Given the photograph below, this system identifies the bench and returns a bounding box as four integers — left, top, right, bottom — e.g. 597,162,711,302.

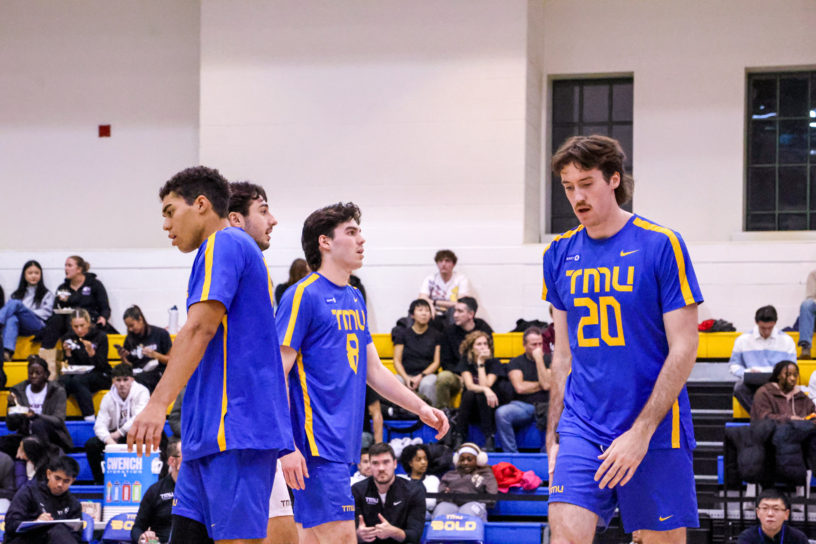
422,521,546,544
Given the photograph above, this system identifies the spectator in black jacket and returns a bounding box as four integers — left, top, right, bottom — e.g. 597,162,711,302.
117,305,172,392
353,443,425,544
6,356,73,454
4,455,83,544
737,489,808,544
58,309,111,421
274,259,310,306
132,437,181,544
436,297,492,409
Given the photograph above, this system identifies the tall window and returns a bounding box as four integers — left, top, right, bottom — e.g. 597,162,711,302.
746,71,816,231
550,78,633,234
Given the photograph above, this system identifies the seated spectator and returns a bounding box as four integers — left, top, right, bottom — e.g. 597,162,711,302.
353,442,426,544
398,444,439,518
58,309,112,421
351,448,372,485
274,258,310,306
751,360,815,422
117,305,172,392
132,437,181,544
433,443,497,522
0,451,14,513
362,387,383,449
0,260,54,367
737,489,808,544
419,249,472,327
168,386,185,438
730,305,797,412
436,297,493,409
85,363,150,484
35,256,116,371
495,327,551,453
393,300,442,405
452,331,507,451
14,437,54,490
798,269,816,359
4,455,82,544
6,356,73,454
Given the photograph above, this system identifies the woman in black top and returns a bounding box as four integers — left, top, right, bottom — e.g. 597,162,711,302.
57,309,111,420
274,258,310,306
117,305,172,392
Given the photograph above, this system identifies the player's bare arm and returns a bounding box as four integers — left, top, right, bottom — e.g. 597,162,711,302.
546,307,571,480
279,345,309,490
595,303,699,489
128,299,226,455
365,343,449,439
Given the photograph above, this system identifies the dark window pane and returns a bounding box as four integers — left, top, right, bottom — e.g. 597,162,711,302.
747,167,775,212
550,176,575,231
551,125,577,154
582,124,610,137
780,76,809,118
779,213,807,230
750,78,777,119
582,83,609,123
612,82,633,122
553,83,579,124
810,214,816,230
750,121,777,164
747,213,776,231
810,125,816,159
812,73,816,109
812,166,816,210
779,120,808,164
611,125,633,171
778,166,807,211
552,214,580,234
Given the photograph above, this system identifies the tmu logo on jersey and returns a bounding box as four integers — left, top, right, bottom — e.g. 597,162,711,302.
565,266,635,348
332,309,366,373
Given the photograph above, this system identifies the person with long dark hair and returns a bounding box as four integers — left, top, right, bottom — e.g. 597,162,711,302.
117,305,172,392
58,309,111,421
0,261,54,365
274,258,310,306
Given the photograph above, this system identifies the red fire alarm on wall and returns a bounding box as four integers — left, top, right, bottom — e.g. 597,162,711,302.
98,125,111,137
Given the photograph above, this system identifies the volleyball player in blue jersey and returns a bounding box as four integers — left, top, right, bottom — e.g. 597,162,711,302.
129,167,294,544
276,203,449,544
543,136,703,544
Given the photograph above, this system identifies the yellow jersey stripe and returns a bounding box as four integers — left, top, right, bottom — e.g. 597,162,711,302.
217,315,228,451
296,353,320,457
671,400,680,448
282,273,320,346
200,232,217,301
541,225,585,300
632,218,695,305
263,257,275,309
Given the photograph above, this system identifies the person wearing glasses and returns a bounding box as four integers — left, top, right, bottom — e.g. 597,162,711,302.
737,489,808,543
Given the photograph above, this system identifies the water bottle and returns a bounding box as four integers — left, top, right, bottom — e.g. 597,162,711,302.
168,306,179,334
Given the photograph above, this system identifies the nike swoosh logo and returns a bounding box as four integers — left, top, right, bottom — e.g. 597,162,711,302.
620,250,639,257
659,515,673,522
394,501,402,505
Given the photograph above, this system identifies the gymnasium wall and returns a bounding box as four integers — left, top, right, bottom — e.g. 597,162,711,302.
0,1,814,335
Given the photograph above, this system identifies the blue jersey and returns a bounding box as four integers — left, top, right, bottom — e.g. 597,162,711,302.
276,273,371,464
542,215,703,449
184,227,293,460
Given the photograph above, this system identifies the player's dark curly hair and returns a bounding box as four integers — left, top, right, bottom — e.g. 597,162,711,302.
229,181,268,217
159,166,230,219
301,202,361,271
551,135,634,206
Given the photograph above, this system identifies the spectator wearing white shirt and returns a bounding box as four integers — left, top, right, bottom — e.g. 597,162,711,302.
84,363,149,484
419,250,472,326
730,305,797,412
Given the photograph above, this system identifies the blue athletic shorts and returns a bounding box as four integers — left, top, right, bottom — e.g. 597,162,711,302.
549,434,698,532
173,449,278,540
293,456,355,529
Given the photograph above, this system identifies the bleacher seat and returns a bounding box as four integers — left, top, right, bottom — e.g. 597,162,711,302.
101,512,137,543
488,488,549,517
81,512,95,543
421,521,545,544
69,452,95,483
486,453,548,477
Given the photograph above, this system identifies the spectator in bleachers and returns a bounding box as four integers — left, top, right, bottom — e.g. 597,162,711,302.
797,269,816,359
4,455,83,544
730,305,797,412
131,437,181,544
117,305,172,392
362,387,383,449
0,451,13,513
0,261,54,367
6,356,73,454
398,443,439,517
275,258,310,306
452,331,507,451
58,309,111,421
14,437,54,490
84,363,149,484
418,249,472,327
751,360,815,422
167,385,184,437
351,448,372,485
433,442,497,522
494,326,551,453
436,297,493,409
393,300,442,405
353,442,426,544
737,489,809,544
